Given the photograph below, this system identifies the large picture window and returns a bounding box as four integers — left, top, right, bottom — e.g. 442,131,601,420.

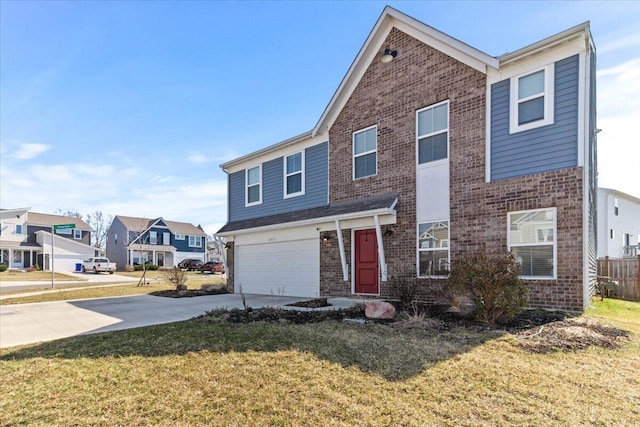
246,165,262,206
284,152,304,197
509,64,554,133
417,221,449,277
353,125,377,179
508,208,556,278
417,101,448,164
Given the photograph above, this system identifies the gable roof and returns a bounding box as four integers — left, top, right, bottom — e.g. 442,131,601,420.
27,211,91,230
114,215,206,237
312,6,498,137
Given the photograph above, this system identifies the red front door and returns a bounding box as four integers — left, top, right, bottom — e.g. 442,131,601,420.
354,229,379,294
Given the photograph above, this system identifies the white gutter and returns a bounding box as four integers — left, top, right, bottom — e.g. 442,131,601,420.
216,202,397,238
374,215,387,282
335,220,348,281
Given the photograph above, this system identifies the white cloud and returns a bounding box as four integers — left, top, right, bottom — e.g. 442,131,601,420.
187,153,209,164
13,143,51,160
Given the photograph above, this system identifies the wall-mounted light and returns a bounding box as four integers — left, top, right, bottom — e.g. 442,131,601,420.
384,228,393,237
381,46,398,63
323,232,332,242
224,242,230,249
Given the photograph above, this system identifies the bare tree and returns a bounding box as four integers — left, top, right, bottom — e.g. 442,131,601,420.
56,209,82,218
85,211,113,249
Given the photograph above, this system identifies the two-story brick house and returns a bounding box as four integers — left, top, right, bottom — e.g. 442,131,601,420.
0,208,97,271
217,7,597,311
106,215,207,270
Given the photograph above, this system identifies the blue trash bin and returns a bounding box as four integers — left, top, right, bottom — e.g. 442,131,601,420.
75,263,82,272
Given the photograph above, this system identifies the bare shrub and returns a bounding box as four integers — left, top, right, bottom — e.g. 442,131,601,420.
449,251,528,325
164,267,188,291
388,272,420,311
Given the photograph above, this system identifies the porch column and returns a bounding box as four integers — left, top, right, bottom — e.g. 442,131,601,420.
8,248,13,268
335,220,349,281
374,215,388,282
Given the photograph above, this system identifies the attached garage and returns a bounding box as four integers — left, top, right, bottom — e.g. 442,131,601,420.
235,238,319,297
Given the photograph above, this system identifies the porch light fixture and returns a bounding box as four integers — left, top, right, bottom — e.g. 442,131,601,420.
381,46,397,63
323,232,332,242
384,228,393,237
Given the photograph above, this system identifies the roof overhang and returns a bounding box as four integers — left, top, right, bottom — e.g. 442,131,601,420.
217,193,398,237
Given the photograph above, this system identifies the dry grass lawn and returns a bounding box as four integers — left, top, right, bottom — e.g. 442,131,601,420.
0,299,638,426
0,270,81,281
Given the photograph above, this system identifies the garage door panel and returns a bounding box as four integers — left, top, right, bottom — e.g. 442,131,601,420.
236,239,319,297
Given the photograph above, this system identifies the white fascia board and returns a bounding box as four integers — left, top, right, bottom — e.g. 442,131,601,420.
216,205,397,238
313,6,498,137
499,22,590,67
35,230,97,252
220,130,314,173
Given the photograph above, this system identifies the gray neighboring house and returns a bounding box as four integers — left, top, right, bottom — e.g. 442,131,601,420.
106,215,207,270
1,208,98,271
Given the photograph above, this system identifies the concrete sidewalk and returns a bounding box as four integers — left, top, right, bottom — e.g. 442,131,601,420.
0,272,139,293
0,294,361,349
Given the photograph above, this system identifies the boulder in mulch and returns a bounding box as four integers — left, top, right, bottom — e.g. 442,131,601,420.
365,301,396,319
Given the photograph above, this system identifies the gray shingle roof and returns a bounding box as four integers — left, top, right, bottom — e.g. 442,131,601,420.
217,192,398,234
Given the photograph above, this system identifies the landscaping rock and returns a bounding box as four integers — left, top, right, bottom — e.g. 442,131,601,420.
365,301,396,319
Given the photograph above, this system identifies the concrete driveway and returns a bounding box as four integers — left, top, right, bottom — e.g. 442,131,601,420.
0,293,317,349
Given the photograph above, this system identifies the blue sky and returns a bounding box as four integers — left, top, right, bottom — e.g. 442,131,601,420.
1,1,638,234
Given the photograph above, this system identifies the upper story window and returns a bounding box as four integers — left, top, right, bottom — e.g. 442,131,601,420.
353,125,377,179
510,64,554,134
284,152,305,198
246,165,262,206
74,229,82,239
150,231,157,244
614,198,619,216
508,208,556,279
417,101,449,164
188,235,202,248
15,224,23,235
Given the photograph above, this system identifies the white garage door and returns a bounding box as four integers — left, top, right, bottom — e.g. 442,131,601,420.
235,238,319,297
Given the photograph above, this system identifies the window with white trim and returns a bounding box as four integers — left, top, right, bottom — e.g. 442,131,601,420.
614,198,619,216
150,231,157,244
417,101,448,164
175,234,185,240
417,221,449,277
246,165,262,206
74,229,82,239
508,208,556,278
188,235,202,248
284,152,304,197
510,64,554,133
353,125,377,179
15,224,23,235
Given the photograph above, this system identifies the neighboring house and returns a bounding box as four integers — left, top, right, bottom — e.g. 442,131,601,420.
0,208,98,271
216,7,597,311
597,188,640,259
106,215,207,270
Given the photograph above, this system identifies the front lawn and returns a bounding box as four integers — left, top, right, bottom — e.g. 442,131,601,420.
0,270,82,282
0,299,638,425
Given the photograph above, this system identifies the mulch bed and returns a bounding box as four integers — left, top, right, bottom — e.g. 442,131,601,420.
286,298,331,308
149,287,227,298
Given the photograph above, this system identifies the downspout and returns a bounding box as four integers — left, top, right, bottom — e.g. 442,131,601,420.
335,220,348,281
216,236,228,276
374,215,387,281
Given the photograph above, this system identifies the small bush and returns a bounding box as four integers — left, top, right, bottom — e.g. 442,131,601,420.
133,264,144,271
163,267,188,291
388,273,421,311
33,263,41,271
0,264,7,272
449,251,528,325
147,264,159,271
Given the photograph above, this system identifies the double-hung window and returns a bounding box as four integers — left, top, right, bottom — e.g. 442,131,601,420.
74,229,82,239
246,165,262,206
15,224,23,235
510,64,554,133
417,221,449,277
188,235,202,248
150,231,157,245
508,208,556,278
417,101,448,164
284,152,304,197
353,125,377,179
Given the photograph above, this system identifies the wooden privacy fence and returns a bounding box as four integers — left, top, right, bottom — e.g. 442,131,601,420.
597,256,640,301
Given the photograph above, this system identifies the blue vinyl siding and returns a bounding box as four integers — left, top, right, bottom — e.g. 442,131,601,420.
228,141,328,222
490,55,579,180
172,236,205,253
